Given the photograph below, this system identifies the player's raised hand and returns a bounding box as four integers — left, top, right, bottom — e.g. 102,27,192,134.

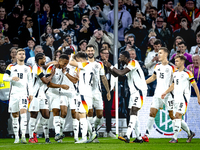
61,84,69,90
107,92,111,101
161,92,166,99
12,76,20,81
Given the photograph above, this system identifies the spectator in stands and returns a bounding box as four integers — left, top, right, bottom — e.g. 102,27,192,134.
5,47,17,66
105,0,132,45
42,34,58,60
169,36,185,60
74,0,91,17
127,48,148,77
145,32,157,57
18,16,38,48
53,50,62,61
158,0,173,21
0,36,12,62
78,39,87,52
170,41,193,67
190,31,200,55
27,45,51,67
24,38,36,63
125,17,148,52
174,17,196,51
55,17,76,45
40,25,53,45
7,7,21,39
167,3,192,32
88,29,113,57
149,16,172,49
184,0,200,21
19,13,27,28
101,0,113,16
89,5,108,30
0,6,7,24
11,37,19,48
123,0,139,20
77,15,95,43
0,60,10,138
119,33,142,60
58,34,77,54
97,48,115,137
187,54,200,97
57,0,81,30
146,6,158,29
145,39,162,96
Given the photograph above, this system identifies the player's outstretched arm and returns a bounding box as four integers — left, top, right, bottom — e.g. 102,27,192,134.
100,75,111,101
161,83,174,99
69,59,78,67
192,82,200,105
43,61,58,70
146,74,156,84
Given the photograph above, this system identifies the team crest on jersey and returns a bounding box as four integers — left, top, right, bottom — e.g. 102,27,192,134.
95,64,99,69
165,68,169,73
24,68,28,73
181,74,184,78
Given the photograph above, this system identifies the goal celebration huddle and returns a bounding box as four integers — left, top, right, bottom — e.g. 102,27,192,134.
4,45,200,144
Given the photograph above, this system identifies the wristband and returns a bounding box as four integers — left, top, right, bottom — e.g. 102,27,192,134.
110,65,114,70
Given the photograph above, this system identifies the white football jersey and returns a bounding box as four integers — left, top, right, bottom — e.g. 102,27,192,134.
173,68,195,102
4,63,33,96
76,62,94,97
45,64,65,95
126,59,147,94
32,64,46,98
89,60,105,93
65,63,77,92
153,62,176,98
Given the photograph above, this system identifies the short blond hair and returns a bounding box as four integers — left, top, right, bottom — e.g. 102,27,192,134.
16,48,25,54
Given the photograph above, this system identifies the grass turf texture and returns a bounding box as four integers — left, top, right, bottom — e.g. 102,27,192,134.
0,137,200,150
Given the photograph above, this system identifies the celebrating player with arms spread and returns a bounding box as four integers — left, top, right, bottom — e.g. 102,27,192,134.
162,54,200,143
103,51,147,143
3,48,33,144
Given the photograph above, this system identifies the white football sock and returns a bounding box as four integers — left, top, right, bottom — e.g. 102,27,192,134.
80,118,87,140
173,119,181,140
135,117,142,140
29,118,36,138
53,116,61,135
126,115,137,139
87,117,95,132
60,117,65,135
12,117,19,138
181,120,191,136
87,119,93,135
146,116,155,138
73,119,79,140
42,118,49,139
20,113,27,138
94,116,102,129
172,120,175,133
34,117,43,133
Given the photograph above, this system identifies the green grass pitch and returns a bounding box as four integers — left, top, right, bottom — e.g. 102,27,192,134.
0,137,200,150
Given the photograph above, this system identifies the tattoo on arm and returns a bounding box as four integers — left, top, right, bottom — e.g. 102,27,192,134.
101,75,110,93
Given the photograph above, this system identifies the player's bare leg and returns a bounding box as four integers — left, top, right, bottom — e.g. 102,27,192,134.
142,108,158,142
118,107,141,143
71,109,79,142
29,111,38,143
52,108,61,141
60,106,67,141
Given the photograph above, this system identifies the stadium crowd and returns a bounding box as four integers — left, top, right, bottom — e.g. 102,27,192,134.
0,0,200,142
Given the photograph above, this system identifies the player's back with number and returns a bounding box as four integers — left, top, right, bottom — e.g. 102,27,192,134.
78,62,94,97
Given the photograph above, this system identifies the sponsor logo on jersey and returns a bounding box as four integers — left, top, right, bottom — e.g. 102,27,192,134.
14,69,17,72
165,68,169,73
24,68,28,73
